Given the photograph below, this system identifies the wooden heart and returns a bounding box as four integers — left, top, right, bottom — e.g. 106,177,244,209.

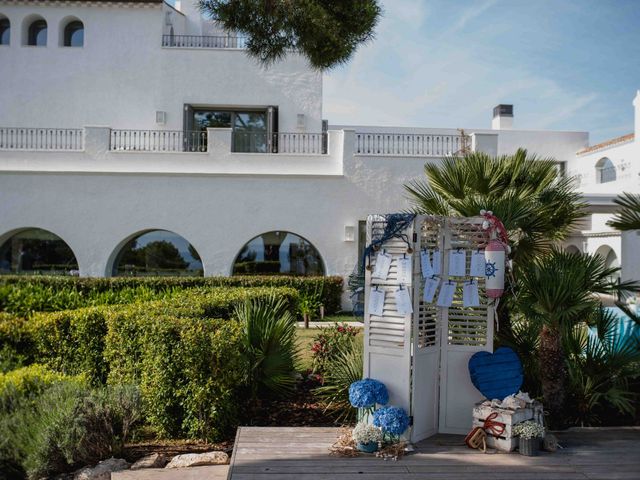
468,347,523,400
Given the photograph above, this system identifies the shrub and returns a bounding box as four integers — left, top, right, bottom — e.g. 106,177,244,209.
0,314,34,373
314,336,363,423
233,295,299,399
28,287,298,386
311,323,359,373
0,275,344,315
106,314,244,440
1,382,140,480
0,364,84,414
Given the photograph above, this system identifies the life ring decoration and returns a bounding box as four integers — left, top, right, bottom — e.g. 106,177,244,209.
480,210,509,299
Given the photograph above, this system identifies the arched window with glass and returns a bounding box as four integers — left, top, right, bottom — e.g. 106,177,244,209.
112,230,203,276
233,231,325,276
27,18,47,46
0,228,78,275
0,16,10,45
63,20,83,47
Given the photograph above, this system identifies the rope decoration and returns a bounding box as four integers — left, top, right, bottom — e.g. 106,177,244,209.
482,412,506,437
348,213,416,315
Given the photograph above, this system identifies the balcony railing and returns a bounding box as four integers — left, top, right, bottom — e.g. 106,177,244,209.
0,127,83,151
232,132,328,154
355,133,468,157
110,130,208,152
162,35,247,49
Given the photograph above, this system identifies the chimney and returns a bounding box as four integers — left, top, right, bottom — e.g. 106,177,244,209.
634,90,640,141
492,104,513,130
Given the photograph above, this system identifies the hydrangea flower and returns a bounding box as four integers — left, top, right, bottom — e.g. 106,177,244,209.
348,378,389,408
372,406,410,436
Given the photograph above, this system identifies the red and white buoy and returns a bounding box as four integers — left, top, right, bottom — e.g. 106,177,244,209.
485,238,506,298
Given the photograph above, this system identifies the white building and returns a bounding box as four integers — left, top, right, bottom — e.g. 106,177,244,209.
0,0,637,305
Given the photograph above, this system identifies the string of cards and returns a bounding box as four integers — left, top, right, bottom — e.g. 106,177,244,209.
368,249,487,317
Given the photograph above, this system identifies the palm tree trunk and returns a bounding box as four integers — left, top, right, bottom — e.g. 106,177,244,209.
539,324,567,428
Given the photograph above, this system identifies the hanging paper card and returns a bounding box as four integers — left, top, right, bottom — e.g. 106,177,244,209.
395,287,413,315
448,249,466,277
423,277,439,303
437,281,457,308
463,280,480,307
372,251,391,279
470,250,486,277
368,287,385,316
420,250,433,278
432,250,442,275
397,255,412,284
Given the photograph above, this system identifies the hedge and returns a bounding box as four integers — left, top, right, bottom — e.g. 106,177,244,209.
0,314,35,373
0,275,343,315
29,287,299,385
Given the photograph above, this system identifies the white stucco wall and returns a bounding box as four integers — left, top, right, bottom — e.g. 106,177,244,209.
0,3,323,133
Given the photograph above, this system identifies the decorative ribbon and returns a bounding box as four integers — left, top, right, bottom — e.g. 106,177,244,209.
483,412,506,437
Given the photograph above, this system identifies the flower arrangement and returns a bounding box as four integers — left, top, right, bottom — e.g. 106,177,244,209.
513,421,545,439
372,406,410,436
349,378,389,408
352,422,382,445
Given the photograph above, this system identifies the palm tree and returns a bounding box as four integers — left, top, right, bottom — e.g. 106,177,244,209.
516,248,638,427
405,149,586,265
608,193,640,231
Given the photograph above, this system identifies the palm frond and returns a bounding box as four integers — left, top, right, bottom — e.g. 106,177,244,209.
608,193,640,231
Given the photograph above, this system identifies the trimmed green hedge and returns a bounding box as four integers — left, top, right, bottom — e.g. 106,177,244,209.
29,287,298,385
0,275,343,315
0,314,35,373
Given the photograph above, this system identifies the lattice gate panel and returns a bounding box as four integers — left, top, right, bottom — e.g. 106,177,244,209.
438,217,494,435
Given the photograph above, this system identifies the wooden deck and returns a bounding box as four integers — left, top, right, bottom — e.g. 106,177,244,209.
228,426,640,480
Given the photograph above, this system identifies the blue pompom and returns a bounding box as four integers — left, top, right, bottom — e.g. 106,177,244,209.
372,406,410,436
349,378,389,408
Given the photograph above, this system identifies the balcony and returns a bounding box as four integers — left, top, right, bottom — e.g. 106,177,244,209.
0,127,83,151
162,35,247,49
354,132,469,157
0,127,342,177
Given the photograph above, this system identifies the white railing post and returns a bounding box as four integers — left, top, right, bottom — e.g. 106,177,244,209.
208,128,232,155
84,126,111,157
469,132,498,156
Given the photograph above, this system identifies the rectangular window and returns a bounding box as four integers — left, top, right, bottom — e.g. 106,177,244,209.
185,106,277,153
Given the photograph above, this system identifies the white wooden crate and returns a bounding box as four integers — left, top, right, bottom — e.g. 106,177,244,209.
472,401,544,452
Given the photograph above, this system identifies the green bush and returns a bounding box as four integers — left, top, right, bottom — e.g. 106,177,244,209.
105,314,243,440
310,323,360,374
0,275,343,315
26,287,298,386
234,295,299,399
1,381,140,480
0,314,35,373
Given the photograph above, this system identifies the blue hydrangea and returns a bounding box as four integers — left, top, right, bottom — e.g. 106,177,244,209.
372,406,410,436
348,378,389,408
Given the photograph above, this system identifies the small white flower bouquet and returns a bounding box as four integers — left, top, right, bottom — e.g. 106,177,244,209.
513,421,545,439
352,422,382,445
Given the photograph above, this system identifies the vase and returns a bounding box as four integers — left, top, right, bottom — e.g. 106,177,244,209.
519,437,539,456
357,441,378,453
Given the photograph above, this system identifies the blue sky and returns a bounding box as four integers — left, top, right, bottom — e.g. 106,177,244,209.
323,0,640,143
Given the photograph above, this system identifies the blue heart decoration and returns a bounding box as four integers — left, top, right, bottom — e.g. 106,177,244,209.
468,347,523,400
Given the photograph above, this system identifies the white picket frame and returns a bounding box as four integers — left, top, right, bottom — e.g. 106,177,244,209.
364,214,494,442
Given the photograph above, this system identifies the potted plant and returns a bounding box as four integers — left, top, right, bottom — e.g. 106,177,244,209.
352,422,382,453
513,421,545,456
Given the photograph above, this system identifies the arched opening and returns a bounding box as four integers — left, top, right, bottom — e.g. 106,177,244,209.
595,157,616,184
61,18,83,47
111,229,203,276
595,245,620,282
0,15,10,45
565,244,580,254
0,228,78,275
24,16,47,46
232,231,325,276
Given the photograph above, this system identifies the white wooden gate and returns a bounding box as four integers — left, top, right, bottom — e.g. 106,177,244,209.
364,215,494,442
